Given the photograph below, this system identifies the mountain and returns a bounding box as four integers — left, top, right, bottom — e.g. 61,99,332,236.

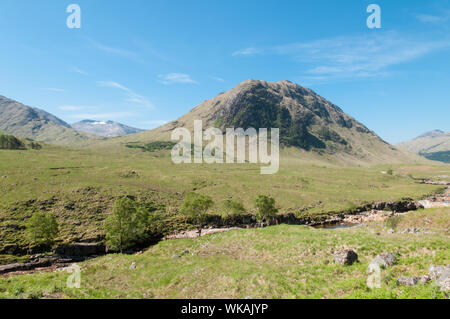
397,130,450,163
71,120,144,137
0,96,103,146
98,80,421,164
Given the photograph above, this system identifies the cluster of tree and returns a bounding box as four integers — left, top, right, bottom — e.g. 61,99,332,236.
23,193,279,254
105,197,164,252
26,212,59,247
179,193,278,236
105,193,279,252
0,134,26,150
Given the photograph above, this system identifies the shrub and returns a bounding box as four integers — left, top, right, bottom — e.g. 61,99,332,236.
26,212,59,246
387,168,394,175
105,197,149,252
254,195,278,226
385,215,403,230
223,198,246,216
180,192,213,236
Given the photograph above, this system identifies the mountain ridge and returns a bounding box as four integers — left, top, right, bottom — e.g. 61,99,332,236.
92,79,423,165
397,130,450,163
71,119,144,137
0,95,104,146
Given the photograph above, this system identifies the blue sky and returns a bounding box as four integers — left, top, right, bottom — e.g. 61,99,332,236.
0,0,449,143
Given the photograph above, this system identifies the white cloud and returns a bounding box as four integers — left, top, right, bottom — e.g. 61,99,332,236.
97,81,153,108
414,11,450,24
71,67,88,76
232,47,261,56
157,73,198,85
210,76,225,82
270,31,450,81
41,88,65,92
86,37,142,63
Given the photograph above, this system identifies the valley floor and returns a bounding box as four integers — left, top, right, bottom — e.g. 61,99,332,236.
0,207,448,299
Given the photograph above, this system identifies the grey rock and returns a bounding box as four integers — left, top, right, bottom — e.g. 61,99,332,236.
387,228,395,234
180,249,190,256
398,276,419,286
172,254,181,259
419,275,431,284
129,262,136,270
438,277,450,292
376,252,397,266
428,264,450,281
334,249,358,265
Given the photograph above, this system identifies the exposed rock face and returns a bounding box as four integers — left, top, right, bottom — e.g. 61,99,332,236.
398,276,419,286
429,264,450,291
334,249,358,265
370,252,397,268
118,80,419,164
54,243,106,257
0,259,51,275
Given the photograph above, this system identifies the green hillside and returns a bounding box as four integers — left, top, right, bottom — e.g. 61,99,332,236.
0,96,104,146
90,80,423,165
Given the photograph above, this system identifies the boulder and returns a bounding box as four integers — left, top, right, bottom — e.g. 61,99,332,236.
398,276,419,286
129,262,136,270
334,249,358,265
429,264,450,291
375,252,396,267
428,264,450,280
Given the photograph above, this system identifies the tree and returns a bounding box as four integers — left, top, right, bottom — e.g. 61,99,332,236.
254,195,278,226
223,198,246,216
27,212,59,246
105,197,149,252
180,192,213,236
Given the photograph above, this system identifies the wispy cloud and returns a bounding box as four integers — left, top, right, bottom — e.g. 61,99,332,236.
158,73,198,85
41,88,65,92
414,11,450,24
210,76,225,82
97,81,153,108
71,67,88,76
87,37,141,62
266,31,450,81
232,47,262,56
69,112,136,120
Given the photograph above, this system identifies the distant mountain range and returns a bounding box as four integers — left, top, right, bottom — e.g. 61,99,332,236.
0,96,104,146
397,130,450,163
71,120,144,137
0,96,144,145
102,79,422,165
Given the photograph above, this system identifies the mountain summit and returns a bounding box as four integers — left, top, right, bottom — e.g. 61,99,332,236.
109,80,418,164
71,120,144,137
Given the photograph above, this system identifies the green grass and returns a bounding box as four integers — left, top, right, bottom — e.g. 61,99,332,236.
0,207,448,299
0,145,447,259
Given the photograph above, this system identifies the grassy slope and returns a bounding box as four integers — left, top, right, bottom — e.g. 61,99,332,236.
0,207,448,299
0,144,448,259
